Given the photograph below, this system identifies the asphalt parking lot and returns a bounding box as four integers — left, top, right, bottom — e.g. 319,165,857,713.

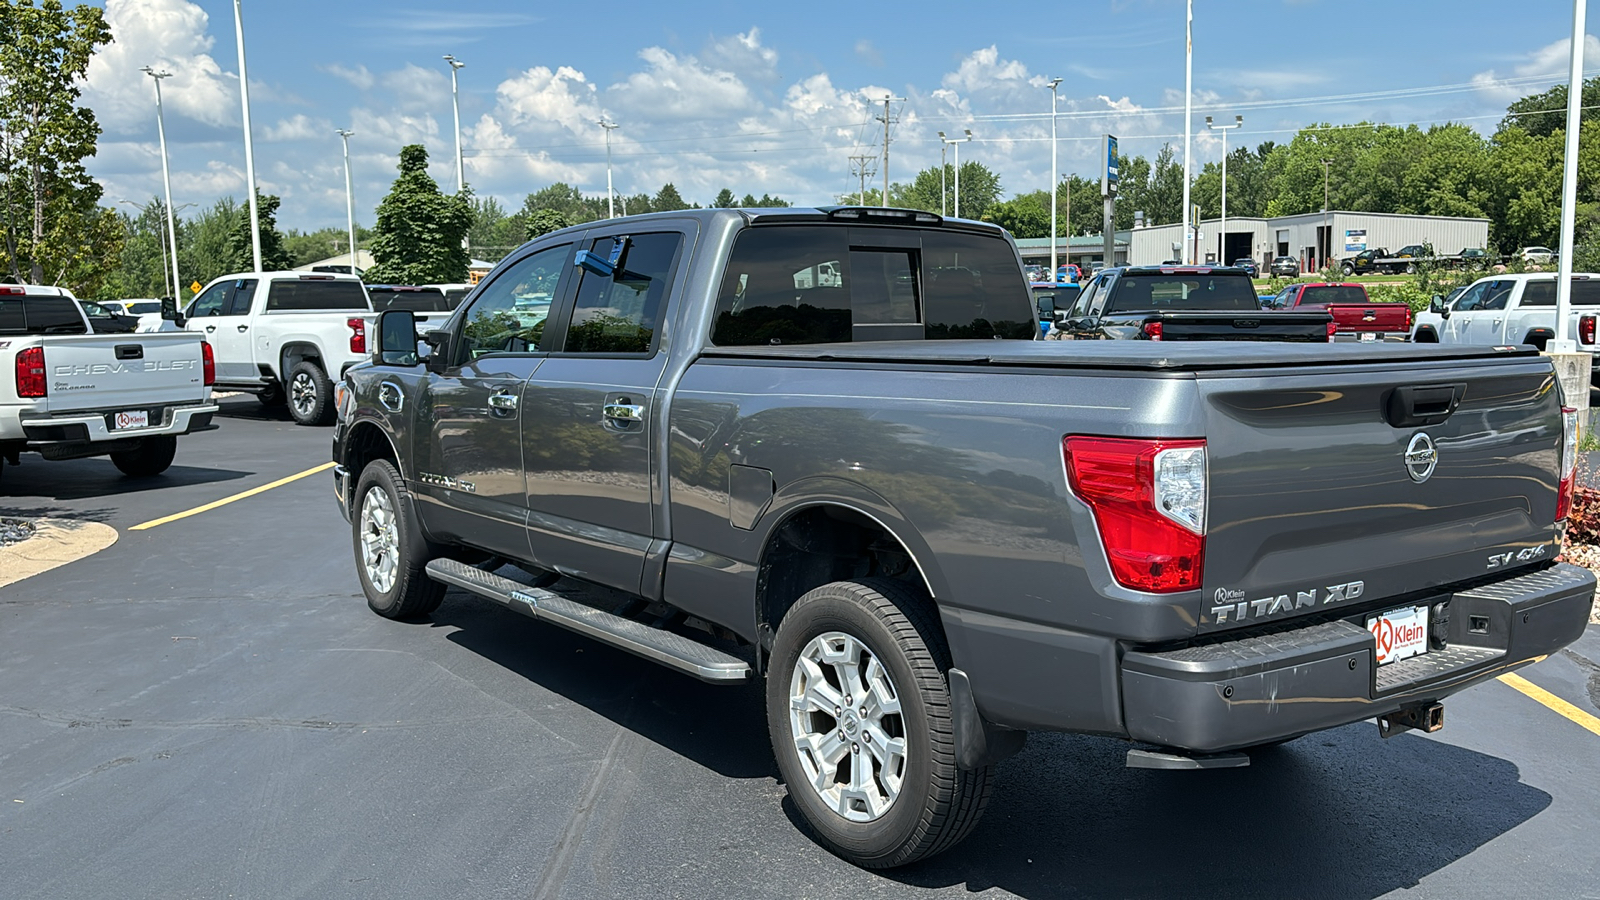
2,396,1598,900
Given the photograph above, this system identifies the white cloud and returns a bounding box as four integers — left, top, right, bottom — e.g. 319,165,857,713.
855,40,884,68
608,46,761,120
1472,34,1600,102
701,28,780,81
495,65,601,134
83,0,236,133
265,114,330,142
322,64,375,91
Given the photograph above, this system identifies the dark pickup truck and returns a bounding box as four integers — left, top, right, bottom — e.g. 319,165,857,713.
1050,265,1333,341
331,207,1594,869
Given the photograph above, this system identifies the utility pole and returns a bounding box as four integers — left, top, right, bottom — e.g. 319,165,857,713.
337,129,357,276
1047,77,1063,280
1206,115,1243,264
849,155,876,206
599,117,619,218
233,0,262,271
141,66,181,298
1321,157,1333,271
874,94,904,208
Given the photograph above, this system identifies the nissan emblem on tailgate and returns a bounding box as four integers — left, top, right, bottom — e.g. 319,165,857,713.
1405,432,1438,483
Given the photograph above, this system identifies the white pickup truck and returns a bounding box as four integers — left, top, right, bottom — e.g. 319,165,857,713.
165,272,451,425
1412,273,1600,374
0,284,216,485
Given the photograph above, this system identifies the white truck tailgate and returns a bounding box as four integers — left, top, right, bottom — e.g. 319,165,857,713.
35,333,207,412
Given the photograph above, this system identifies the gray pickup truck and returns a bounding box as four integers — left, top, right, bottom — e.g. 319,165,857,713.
330,207,1594,868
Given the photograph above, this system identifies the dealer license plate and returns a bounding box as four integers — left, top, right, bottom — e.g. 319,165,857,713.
113,410,149,431
1358,331,1377,342
1367,605,1429,666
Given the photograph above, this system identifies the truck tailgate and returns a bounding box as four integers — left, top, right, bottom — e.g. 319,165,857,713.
1198,356,1562,633
1326,303,1410,334
1153,310,1331,342
35,333,207,412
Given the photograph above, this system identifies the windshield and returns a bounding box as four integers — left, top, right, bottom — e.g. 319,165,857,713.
125,301,161,315
1296,285,1368,306
1106,273,1260,313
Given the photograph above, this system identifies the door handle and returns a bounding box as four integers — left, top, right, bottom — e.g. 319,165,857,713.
237,324,249,332
603,402,644,422
1492,318,1503,326
488,391,519,414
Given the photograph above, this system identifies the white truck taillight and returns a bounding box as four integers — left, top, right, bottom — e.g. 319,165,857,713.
16,346,46,398
348,317,367,354
1558,406,1578,522
1064,436,1206,593
1581,314,1596,346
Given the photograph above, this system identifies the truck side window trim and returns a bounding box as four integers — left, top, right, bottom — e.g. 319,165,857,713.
552,230,687,357
453,242,574,364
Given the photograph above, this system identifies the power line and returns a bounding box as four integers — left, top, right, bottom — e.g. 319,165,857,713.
874,94,905,207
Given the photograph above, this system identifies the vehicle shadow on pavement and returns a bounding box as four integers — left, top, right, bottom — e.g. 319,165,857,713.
434,587,777,781
0,462,250,502
885,728,1549,898
213,396,293,423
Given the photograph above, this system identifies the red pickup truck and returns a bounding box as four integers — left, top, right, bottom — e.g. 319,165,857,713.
1266,282,1411,341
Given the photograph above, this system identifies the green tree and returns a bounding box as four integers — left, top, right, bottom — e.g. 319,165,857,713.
712,188,737,208
99,198,170,299
1500,76,1600,138
226,192,293,272
652,182,691,211
283,224,372,268
521,182,606,223
981,191,1050,238
366,144,473,284
0,0,117,291
524,208,573,241
178,197,239,290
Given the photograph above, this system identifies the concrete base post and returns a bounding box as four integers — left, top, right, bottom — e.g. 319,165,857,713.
1542,351,1592,434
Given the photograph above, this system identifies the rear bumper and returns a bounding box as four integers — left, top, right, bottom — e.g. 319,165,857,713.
16,402,219,446
1120,563,1594,752
1332,332,1410,342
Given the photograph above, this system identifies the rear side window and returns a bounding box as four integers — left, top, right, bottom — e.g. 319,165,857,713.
563,232,684,354
0,297,88,334
370,287,451,312
264,279,368,312
1518,279,1600,306
1106,274,1258,313
1298,285,1368,306
710,225,1034,345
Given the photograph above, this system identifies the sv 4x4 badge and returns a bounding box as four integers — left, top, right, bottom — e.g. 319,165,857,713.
1210,581,1366,624
1487,545,1547,569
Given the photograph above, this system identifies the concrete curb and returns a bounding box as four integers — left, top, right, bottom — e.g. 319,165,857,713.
0,519,118,589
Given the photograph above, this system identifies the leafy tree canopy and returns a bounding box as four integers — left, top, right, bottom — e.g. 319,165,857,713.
366,144,473,284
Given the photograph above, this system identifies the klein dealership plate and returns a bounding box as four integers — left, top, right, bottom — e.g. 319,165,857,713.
1367,604,1429,666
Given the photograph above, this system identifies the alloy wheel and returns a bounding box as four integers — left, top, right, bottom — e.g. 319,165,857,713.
359,486,400,594
788,631,908,822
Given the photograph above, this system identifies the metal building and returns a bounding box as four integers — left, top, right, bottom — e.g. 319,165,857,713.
1125,211,1490,272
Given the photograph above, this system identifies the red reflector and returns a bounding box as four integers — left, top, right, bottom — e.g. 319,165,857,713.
0,285,24,295
348,317,367,354
201,340,215,387
16,346,46,397
1582,315,1596,345
1064,436,1205,593
1142,320,1163,341
1325,320,1338,341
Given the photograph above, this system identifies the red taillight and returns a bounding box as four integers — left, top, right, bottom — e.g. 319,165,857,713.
1325,320,1338,341
1581,315,1596,345
16,346,46,398
1064,436,1206,593
201,341,215,387
348,317,367,354
1558,406,1578,522
1142,321,1163,341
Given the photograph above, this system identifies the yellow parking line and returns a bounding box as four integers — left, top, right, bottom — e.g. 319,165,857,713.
1499,672,1600,738
130,462,336,531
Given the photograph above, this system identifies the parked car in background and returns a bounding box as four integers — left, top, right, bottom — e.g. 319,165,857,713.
1393,244,1432,259
78,301,139,334
1520,247,1555,264
1411,274,1600,379
1030,282,1081,336
1056,264,1080,283
1051,265,1332,341
1023,264,1044,282
1266,282,1411,342
1,284,216,485
1269,256,1300,277
1459,248,1491,269
101,299,164,317
1231,258,1258,278
424,283,474,309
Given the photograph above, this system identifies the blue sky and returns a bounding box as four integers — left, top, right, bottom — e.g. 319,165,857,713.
80,0,1598,233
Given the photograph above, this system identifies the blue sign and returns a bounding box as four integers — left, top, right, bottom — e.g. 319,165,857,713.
1103,134,1119,196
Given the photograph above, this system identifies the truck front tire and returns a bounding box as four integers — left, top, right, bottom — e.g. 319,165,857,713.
287,361,335,426
354,460,444,619
766,578,994,869
110,436,177,477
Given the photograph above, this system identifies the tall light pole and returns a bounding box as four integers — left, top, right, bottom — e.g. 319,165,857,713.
1553,0,1587,351
233,0,262,271
1181,0,1193,263
599,117,619,218
442,55,466,195
1205,114,1242,265
942,130,972,218
141,66,182,297
1047,77,1063,280
937,131,948,215
1321,157,1333,271
337,129,357,276
120,199,171,298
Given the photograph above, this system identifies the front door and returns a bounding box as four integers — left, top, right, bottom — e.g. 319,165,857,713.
185,278,257,382
521,227,690,594
417,242,573,559
1443,282,1488,343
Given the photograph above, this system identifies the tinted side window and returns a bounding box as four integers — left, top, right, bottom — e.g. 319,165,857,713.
713,226,850,345
23,297,88,334
0,299,24,333
564,232,684,354
1574,281,1600,306
1480,281,1514,311
226,279,258,315
1520,280,1555,307
190,282,231,317
922,232,1035,339
264,279,367,312
458,243,570,361
1300,286,1367,306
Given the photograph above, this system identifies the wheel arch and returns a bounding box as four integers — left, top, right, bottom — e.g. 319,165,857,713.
1520,327,1554,350
279,341,325,381
1413,326,1438,342
342,418,404,481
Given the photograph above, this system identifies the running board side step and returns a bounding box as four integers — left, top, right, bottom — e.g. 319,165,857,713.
424,559,751,684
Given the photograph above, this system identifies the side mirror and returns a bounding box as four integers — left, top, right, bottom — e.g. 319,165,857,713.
1052,310,1070,326
1429,295,1444,314
160,296,186,328
423,329,452,373
376,309,419,366
1079,317,1100,331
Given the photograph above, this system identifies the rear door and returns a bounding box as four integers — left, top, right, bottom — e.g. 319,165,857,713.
520,225,691,594
1197,355,1561,634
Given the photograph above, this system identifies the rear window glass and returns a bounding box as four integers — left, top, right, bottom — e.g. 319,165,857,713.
1298,285,1368,306
369,287,451,312
125,301,161,315
264,279,368,312
1106,274,1259,313
1518,279,1600,307
709,225,1034,345
0,297,88,334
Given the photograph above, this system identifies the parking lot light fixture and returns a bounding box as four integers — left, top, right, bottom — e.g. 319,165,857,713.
941,130,973,218
1205,114,1242,265
233,0,262,272
937,131,947,216
1047,77,1063,279
141,67,182,299
337,129,357,276
599,117,619,218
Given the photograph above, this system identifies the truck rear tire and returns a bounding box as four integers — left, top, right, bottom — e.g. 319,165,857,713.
1341,264,1354,277
259,383,287,408
766,578,994,869
110,436,177,477
287,361,334,426
353,460,445,619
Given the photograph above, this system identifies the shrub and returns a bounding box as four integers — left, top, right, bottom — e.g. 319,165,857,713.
1567,486,1600,544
